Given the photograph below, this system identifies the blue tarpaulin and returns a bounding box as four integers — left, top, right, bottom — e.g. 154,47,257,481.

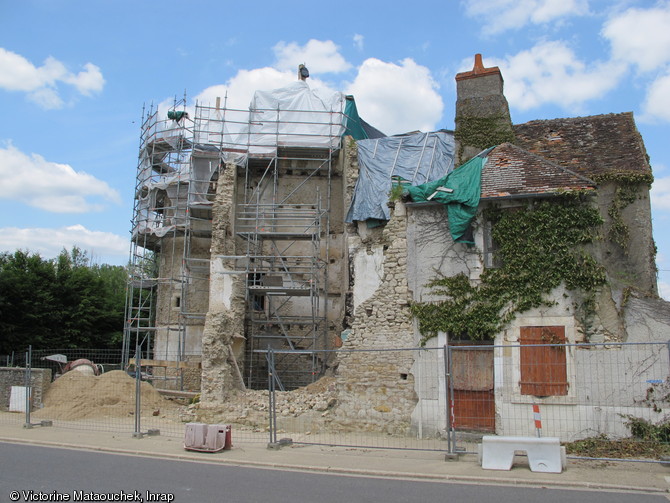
345,131,456,223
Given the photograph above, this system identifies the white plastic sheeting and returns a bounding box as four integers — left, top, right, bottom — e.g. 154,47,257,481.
133,81,348,240
346,131,456,223
217,81,347,164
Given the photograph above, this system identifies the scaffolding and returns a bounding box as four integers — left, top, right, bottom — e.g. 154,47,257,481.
124,82,347,391
238,146,334,390
122,97,215,389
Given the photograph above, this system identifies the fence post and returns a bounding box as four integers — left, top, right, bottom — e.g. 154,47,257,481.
443,342,454,454
23,346,32,429
267,347,277,445
132,343,143,438
449,343,458,452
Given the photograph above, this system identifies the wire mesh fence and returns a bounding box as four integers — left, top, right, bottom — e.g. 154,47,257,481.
0,348,266,442
448,340,670,458
2,341,669,461
264,341,670,460
267,346,449,451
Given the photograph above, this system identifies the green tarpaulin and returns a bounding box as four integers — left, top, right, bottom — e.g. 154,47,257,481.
406,155,486,243
343,96,369,140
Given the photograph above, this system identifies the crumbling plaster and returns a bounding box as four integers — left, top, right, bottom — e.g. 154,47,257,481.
333,202,417,433
200,163,246,409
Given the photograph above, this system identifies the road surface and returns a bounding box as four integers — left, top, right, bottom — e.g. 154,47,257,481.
0,442,666,503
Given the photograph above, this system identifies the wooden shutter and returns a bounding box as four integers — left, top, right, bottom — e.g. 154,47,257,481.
519,326,568,396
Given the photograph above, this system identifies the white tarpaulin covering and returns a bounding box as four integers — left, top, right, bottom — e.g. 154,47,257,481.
133,81,348,239
221,81,347,164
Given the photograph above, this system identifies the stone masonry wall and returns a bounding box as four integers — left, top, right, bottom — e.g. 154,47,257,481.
332,202,418,434
0,367,52,411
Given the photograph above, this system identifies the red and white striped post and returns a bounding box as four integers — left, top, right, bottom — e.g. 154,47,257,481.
532,404,542,438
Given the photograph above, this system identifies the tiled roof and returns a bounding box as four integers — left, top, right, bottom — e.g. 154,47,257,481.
481,143,596,199
513,112,651,177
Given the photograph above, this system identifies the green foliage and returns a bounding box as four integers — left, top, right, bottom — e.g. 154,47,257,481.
565,434,670,459
592,171,654,186
388,183,404,203
454,115,516,163
410,197,606,344
592,173,653,253
606,181,641,252
620,378,670,448
624,416,670,443
0,247,127,354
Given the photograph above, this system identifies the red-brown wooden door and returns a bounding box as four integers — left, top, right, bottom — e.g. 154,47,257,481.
449,343,495,432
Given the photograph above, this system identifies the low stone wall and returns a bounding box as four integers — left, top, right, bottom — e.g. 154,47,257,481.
0,367,52,411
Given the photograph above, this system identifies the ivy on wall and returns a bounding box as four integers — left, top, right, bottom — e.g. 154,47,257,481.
592,172,654,253
410,196,607,345
454,115,516,163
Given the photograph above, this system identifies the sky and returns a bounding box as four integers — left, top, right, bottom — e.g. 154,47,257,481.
1,0,669,300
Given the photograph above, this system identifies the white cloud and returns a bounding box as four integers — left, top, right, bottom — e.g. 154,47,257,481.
273,39,352,74
192,41,443,136
462,0,589,33
346,58,443,135
65,62,105,96
353,34,364,51
28,87,64,109
194,67,296,111
602,4,670,72
488,41,625,112
640,71,670,123
0,48,104,109
0,142,120,213
0,225,128,264
192,66,339,113
659,281,670,301
651,174,670,210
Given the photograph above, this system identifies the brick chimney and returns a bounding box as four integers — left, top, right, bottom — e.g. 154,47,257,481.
455,54,514,164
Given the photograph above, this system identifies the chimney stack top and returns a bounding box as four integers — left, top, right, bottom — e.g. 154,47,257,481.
455,54,502,82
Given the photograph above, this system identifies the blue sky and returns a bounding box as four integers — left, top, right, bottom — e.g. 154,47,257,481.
1,0,669,299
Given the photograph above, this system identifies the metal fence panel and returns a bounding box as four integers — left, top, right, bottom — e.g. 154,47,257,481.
0,348,267,443
268,346,450,451
3,341,669,461
449,341,670,457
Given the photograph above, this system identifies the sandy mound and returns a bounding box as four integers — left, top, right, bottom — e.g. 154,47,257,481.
33,370,179,420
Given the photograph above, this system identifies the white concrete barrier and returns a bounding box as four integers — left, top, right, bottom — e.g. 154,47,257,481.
478,436,566,473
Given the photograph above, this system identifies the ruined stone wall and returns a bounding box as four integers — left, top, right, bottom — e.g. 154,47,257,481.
200,163,246,408
157,356,202,392
154,235,210,358
333,202,417,434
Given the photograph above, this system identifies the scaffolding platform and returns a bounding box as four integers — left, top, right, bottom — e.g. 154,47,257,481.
125,83,347,391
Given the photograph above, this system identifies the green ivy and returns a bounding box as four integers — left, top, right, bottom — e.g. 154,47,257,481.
454,115,516,163
592,171,654,186
410,197,607,344
591,172,652,253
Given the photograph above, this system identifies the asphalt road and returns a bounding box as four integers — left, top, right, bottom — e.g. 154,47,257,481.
0,442,666,503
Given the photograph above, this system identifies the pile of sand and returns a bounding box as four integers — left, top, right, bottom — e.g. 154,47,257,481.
33,370,179,420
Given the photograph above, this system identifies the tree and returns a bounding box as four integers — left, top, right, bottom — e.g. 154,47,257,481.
0,250,59,352
0,248,127,353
